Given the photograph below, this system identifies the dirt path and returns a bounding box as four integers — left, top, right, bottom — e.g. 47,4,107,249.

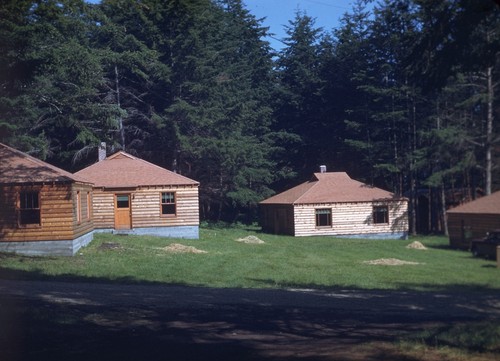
1,280,499,361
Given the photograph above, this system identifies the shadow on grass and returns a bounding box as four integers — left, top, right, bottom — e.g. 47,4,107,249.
422,244,498,264
1,266,500,361
247,277,500,294
401,321,500,354
0,265,170,287
424,244,456,250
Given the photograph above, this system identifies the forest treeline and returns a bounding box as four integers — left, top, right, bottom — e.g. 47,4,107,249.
0,0,498,233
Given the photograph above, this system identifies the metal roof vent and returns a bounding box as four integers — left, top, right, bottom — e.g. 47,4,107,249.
320,165,327,173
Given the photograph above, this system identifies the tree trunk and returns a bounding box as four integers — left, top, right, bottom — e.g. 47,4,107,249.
114,64,126,150
410,97,417,235
485,65,493,195
440,183,449,236
410,178,417,236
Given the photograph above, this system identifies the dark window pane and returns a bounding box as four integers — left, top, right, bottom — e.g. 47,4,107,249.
161,192,176,215
373,206,389,224
116,195,129,208
315,209,331,227
20,210,40,225
19,191,40,225
162,204,176,215
20,192,39,209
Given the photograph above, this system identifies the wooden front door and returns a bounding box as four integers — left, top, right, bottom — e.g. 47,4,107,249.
114,194,131,229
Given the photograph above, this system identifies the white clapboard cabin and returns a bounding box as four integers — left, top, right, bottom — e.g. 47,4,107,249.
74,149,200,239
259,166,408,239
0,143,94,256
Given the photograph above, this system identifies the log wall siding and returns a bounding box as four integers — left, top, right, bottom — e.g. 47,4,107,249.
447,213,500,250
293,201,408,237
92,185,199,229
72,184,94,238
0,183,93,242
91,190,115,228
132,186,199,227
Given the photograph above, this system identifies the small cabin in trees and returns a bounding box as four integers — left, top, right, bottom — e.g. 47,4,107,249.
259,168,408,239
75,151,200,238
0,143,94,256
447,190,500,250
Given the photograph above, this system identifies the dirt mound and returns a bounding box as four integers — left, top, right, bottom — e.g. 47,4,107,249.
162,243,207,254
98,242,123,250
406,241,427,250
363,258,421,266
236,235,265,244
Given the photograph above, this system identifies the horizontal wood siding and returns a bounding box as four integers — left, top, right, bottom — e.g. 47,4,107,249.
131,186,199,228
294,201,408,237
448,213,500,249
91,190,115,229
92,185,199,229
0,183,93,242
72,183,94,238
0,186,17,234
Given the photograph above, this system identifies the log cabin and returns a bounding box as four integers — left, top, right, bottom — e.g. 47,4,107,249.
74,150,200,239
447,190,500,249
0,143,94,256
260,167,408,239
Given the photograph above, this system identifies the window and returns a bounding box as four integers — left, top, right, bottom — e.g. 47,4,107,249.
116,194,130,208
76,191,81,223
315,208,331,227
161,192,176,216
373,206,389,224
19,191,41,226
86,192,91,219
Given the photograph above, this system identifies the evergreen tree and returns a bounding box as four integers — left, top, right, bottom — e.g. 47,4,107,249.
95,0,171,156
409,0,500,194
0,0,111,166
1,0,497,227
416,76,480,235
144,0,277,221
274,11,325,179
329,1,373,179
0,0,45,151
340,1,421,193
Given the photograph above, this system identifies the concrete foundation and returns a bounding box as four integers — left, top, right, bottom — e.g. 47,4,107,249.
95,226,199,239
0,231,94,256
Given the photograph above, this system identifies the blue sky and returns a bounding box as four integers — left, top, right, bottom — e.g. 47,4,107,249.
244,0,354,50
86,0,355,50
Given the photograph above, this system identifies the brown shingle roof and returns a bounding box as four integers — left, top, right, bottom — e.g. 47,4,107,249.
447,190,500,215
260,172,400,205
0,142,90,185
74,151,199,188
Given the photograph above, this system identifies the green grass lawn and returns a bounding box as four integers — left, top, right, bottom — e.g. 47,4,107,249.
1,226,499,291
2,227,499,360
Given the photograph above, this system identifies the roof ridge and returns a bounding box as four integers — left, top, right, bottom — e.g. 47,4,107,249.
75,149,199,187
0,142,91,184
293,172,355,204
106,151,136,160
131,152,200,183
293,177,320,204
260,171,398,205
1,142,51,169
447,190,500,214
105,150,196,181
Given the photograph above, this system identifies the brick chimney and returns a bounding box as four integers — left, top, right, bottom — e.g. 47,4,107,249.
98,142,106,162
